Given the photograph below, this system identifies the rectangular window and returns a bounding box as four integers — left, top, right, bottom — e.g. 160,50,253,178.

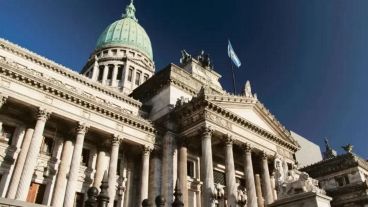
82,148,90,166
41,137,54,155
117,65,123,81
128,68,133,82
144,74,149,82
112,49,117,55
135,71,141,85
117,158,121,176
214,170,226,185
187,161,195,178
1,124,16,145
98,66,104,81
103,50,108,56
107,65,114,80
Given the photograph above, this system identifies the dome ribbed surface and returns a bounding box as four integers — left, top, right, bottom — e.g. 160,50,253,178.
96,7,153,60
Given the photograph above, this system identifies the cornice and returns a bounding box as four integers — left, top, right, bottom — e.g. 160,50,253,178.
301,153,368,178
0,59,156,135
131,64,223,102
0,38,142,108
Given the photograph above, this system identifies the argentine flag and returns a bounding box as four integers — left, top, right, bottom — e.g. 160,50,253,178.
228,40,242,68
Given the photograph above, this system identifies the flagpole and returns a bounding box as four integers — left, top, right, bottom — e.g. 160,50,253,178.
230,60,237,94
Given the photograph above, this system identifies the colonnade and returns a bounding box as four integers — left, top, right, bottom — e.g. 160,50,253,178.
0,96,152,207
177,127,276,207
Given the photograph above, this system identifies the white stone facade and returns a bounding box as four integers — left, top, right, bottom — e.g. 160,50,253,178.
0,37,303,207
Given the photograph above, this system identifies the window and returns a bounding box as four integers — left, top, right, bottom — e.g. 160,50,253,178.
143,74,149,82
1,124,16,145
107,65,114,80
81,148,90,166
112,49,117,55
128,68,133,82
117,158,121,175
41,137,54,155
98,66,104,81
187,161,195,178
214,170,226,185
103,50,108,56
135,71,141,85
335,177,344,186
117,65,123,81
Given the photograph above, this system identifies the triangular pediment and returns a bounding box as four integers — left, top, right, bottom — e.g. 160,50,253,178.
208,98,293,143
226,105,278,135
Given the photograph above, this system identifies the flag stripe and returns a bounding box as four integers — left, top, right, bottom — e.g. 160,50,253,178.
228,40,241,68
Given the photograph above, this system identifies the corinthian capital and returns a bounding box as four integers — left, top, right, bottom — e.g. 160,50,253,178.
142,145,152,156
37,108,50,121
201,126,213,137
261,151,269,160
76,122,89,135
242,143,252,153
112,134,122,146
223,134,234,145
0,94,8,108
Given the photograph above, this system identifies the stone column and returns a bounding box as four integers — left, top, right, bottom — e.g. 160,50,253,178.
112,64,119,87
161,131,176,207
0,95,7,136
270,174,277,200
0,126,26,197
255,174,264,207
261,152,274,204
15,108,50,200
6,128,34,199
140,146,151,204
149,149,161,204
224,135,237,207
93,146,109,189
107,135,121,207
201,127,215,207
92,57,99,81
50,137,74,207
102,65,108,85
243,144,258,207
63,123,89,207
178,138,188,206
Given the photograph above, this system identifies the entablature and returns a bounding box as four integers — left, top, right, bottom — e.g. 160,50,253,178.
0,58,156,136
0,38,142,108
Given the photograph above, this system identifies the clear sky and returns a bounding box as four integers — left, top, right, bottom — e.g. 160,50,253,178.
1,0,367,158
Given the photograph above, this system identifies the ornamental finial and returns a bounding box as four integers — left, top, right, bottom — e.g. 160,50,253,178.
122,0,138,21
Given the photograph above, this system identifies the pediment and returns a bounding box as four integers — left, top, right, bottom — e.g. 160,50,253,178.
210,100,292,142
226,105,278,135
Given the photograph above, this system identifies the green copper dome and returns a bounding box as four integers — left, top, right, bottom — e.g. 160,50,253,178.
96,1,153,60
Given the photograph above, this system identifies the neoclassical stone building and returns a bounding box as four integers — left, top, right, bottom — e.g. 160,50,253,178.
0,1,307,207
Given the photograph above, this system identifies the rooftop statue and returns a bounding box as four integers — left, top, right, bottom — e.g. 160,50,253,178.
244,80,253,98
274,155,325,199
197,50,214,69
342,144,354,154
180,50,191,65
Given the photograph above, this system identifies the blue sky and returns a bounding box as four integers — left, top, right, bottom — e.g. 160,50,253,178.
1,0,368,158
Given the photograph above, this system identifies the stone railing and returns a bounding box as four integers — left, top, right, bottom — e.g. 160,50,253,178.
0,197,46,207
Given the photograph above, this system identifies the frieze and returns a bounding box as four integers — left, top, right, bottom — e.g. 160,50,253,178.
0,60,156,135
